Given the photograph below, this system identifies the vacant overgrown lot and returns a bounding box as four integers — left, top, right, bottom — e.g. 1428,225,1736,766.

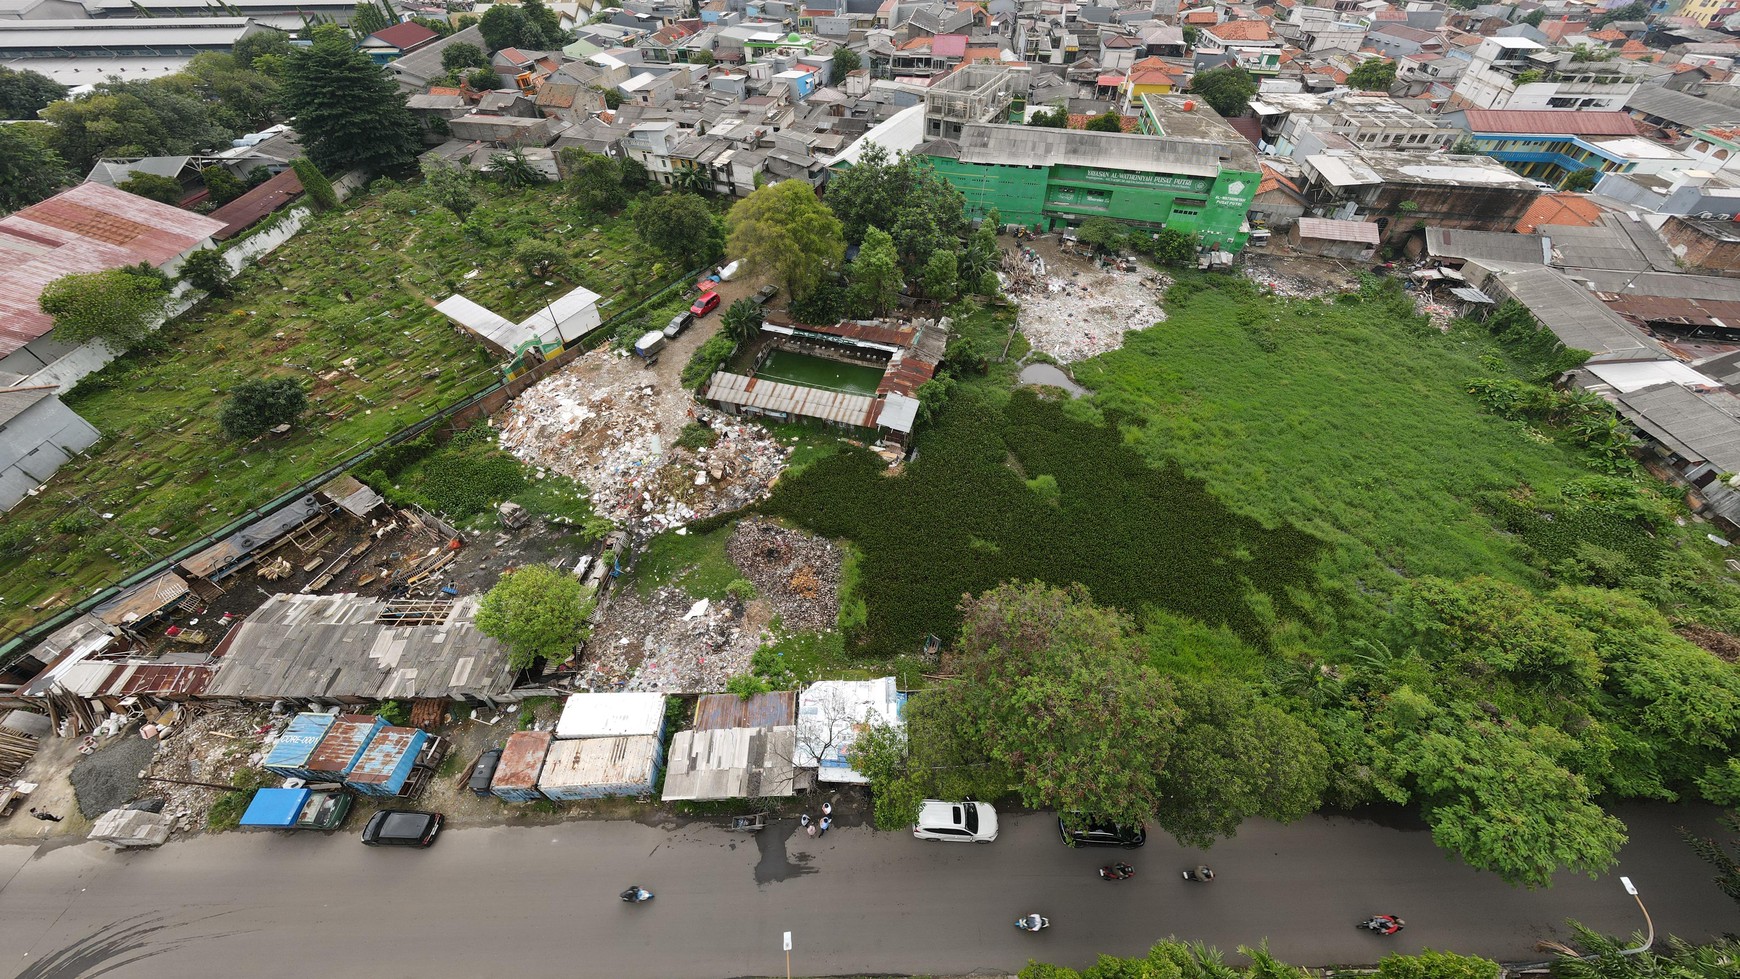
0,182,668,641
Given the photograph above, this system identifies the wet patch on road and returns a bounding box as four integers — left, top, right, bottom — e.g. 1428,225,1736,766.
753,823,819,884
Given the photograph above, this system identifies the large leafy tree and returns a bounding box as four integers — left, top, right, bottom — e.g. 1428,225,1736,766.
823,143,967,269
38,268,170,351
634,192,721,269
159,52,279,133
118,172,186,205
480,0,566,50
725,180,844,301
442,42,491,72
219,377,308,439
1084,110,1124,132
0,66,68,120
42,79,230,173
830,47,861,84
280,24,420,175
846,225,902,316
1187,65,1258,117
420,158,479,217
562,148,628,215
0,126,73,214
232,29,293,71
475,564,594,670
1348,57,1397,92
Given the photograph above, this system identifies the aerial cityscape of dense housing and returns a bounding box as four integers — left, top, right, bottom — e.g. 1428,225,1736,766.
5,0,1740,972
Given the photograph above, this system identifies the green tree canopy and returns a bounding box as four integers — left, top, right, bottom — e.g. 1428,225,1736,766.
480,0,566,51
280,24,421,175
1027,104,1070,127
475,564,594,670
633,192,722,269
0,66,68,120
1187,66,1258,117
118,172,186,205
721,298,764,344
1084,110,1124,132
920,249,958,301
0,126,73,214
1075,216,1126,252
38,268,170,351
562,148,628,215
1348,57,1397,92
232,29,293,71
830,47,862,84
42,79,231,173
823,143,967,269
421,158,479,217
219,377,308,439
442,41,491,72
350,0,394,36
513,237,566,277
1564,167,1599,192
179,247,234,297
726,180,844,301
1373,950,1500,979
157,52,279,133
847,225,902,316
202,164,247,206
1593,1,1647,27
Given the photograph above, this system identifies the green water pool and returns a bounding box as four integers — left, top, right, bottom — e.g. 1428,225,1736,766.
754,349,886,396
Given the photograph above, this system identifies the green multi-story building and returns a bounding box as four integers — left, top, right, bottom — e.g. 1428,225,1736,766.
918,94,1260,249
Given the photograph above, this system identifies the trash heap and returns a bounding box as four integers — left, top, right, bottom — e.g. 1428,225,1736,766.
1004,248,1167,363
1242,265,1342,299
725,518,842,634
578,585,762,692
137,706,267,834
494,350,791,537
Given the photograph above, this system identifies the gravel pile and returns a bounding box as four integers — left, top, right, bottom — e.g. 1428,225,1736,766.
70,732,159,818
725,518,842,634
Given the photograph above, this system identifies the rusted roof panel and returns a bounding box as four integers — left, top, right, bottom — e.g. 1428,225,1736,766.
103,663,216,698
209,168,304,241
92,570,190,627
693,691,798,731
493,730,554,791
304,714,387,778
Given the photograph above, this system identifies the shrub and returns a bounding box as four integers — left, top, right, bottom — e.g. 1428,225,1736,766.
676,422,719,450
220,377,307,439
725,577,757,603
681,334,736,389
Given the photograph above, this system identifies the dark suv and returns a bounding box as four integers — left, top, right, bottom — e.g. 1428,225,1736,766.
1058,814,1146,848
467,748,503,797
361,810,443,847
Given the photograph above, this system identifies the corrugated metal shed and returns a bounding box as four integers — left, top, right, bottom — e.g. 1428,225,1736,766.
345,726,429,797
0,182,223,357
178,495,324,581
304,714,387,780
203,593,516,701
316,474,383,519
693,691,797,731
1296,218,1381,244
1615,383,1740,472
263,713,340,780
492,730,554,802
538,735,664,800
661,725,797,801
92,571,190,627
705,372,881,428
555,692,667,739
1626,86,1740,131
1464,262,1667,364
1425,227,1549,264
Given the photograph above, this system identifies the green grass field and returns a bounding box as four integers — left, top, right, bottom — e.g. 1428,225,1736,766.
0,182,670,643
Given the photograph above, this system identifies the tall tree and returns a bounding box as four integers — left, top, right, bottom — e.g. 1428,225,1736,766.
420,159,479,217
38,268,170,351
920,249,958,301
633,192,721,269
562,148,627,214
475,564,594,670
1083,110,1124,132
118,173,186,205
219,377,308,439
178,247,234,297
480,1,564,50
202,165,247,206
847,225,902,316
442,41,491,72
160,52,280,133
1348,58,1397,92
830,47,861,84
280,24,421,175
350,0,394,36
824,143,967,269
0,66,68,120
232,29,294,71
726,180,844,301
41,79,229,173
1187,65,1258,117
0,126,73,214
1027,104,1069,127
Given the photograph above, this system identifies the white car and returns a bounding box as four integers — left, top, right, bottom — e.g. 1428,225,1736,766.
913,799,998,843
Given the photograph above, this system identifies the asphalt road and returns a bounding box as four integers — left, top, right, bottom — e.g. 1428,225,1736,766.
0,803,1732,979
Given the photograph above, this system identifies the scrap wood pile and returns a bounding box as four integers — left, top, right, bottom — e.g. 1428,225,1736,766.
0,729,37,778
494,351,790,539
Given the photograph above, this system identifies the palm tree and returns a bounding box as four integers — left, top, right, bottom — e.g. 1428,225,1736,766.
489,148,546,189
670,164,712,194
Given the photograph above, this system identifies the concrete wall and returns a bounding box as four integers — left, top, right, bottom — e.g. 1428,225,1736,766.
1660,216,1740,274
1354,182,1538,241
0,396,101,511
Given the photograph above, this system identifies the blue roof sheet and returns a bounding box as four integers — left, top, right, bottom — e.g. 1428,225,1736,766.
239,787,310,828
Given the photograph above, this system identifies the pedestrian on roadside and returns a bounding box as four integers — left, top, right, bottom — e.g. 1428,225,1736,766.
819,815,832,837
29,808,62,823
821,801,832,818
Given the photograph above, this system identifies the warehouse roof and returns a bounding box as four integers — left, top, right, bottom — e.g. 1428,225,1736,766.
0,384,56,428
1626,86,1740,130
946,121,1253,178
1425,227,1550,264
1614,383,1740,472
0,183,223,358
0,17,258,51
205,593,517,701
1465,262,1667,364
1457,108,1637,136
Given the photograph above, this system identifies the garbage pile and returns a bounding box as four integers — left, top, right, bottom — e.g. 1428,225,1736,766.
138,706,266,834
494,349,790,537
1414,291,1458,332
1005,248,1167,363
725,518,842,634
577,585,763,693
1243,265,1343,299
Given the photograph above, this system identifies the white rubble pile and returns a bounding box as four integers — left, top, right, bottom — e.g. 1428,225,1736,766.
494,349,791,537
1242,265,1341,299
1414,291,1458,332
140,706,267,835
578,585,763,692
1009,250,1168,363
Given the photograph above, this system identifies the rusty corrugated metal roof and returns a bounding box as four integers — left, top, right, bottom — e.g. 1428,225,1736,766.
209,168,304,241
693,691,797,731
0,183,224,357
493,730,553,789
102,663,215,698
705,371,881,428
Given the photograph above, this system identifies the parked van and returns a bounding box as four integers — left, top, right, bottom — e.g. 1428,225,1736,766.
633,331,667,360
665,311,695,339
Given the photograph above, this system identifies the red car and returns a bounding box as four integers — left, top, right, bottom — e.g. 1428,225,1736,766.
691,291,721,317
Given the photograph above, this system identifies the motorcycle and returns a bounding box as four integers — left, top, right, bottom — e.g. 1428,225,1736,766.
1358,915,1404,936
620,886,655,904
1015,914,1050,932
1099,862,1135,881
1182,865,1215,883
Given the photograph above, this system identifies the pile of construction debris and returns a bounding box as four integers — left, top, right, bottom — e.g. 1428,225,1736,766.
1003,247,1167,362
1243,265,1343,299
136,705,268,835
578,584,763,692
725,518,842,634
1413,291,1458,332
495,349,791,538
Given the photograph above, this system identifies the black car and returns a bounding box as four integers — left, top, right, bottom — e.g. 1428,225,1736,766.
751,284,778,306
467,748,503,797
1058,814,1147,848
361,810,443,847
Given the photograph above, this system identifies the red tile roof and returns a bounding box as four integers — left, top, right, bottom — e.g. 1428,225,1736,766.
209,169,306,241
1205,19,1274,41
1515,192,1606,233
0,183,224,357
368,21,439,51
1182,9,1219,24
1459,108,1637,135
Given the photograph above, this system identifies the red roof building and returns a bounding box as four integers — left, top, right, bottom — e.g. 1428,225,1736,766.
0,183,224,361
366,21,440,55
209,169,307,241
1455,108,1638,136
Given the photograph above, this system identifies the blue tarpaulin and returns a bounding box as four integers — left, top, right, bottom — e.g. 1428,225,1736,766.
239,788,311,828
